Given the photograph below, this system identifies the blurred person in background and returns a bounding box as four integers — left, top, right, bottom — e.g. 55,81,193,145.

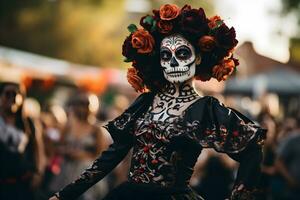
48,92,109,200
257,108,278,199
192,149,235,200
39,106,67,197
0,81,45,200
100,94,132,190
272,116,300,200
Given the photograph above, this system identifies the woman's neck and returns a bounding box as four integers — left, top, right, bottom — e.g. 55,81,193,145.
160,79,197,98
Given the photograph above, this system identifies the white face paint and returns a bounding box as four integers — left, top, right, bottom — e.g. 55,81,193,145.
160,34,196,84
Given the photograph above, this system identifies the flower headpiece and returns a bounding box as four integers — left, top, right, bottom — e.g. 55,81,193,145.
123,4,239,92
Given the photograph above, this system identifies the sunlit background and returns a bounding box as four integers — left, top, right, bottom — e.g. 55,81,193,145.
1,0,299,118
0,0,300,199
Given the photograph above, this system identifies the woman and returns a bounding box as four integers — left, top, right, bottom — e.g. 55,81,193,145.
49,92,109,200
0,81,44,200
50,4,266,200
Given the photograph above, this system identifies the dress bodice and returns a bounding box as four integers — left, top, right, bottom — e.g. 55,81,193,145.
56,93,266,200
129,111,201,187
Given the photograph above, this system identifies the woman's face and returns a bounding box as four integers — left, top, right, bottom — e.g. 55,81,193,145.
68,98,90,121
0,84,23,113
160,34,197,84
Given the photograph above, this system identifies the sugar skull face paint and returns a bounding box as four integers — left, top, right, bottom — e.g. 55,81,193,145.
160,34,197,84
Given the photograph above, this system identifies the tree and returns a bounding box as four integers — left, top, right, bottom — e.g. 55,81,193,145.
0,0,127,67
0,0,214,67
281,0,300,64
282,0,300,15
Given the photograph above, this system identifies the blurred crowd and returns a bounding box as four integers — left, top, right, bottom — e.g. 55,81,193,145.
0,81,299,200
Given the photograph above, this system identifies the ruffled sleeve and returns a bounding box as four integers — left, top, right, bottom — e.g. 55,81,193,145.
56,92,154,200
188,96,266,199
103,92,154,143
197,96,266,154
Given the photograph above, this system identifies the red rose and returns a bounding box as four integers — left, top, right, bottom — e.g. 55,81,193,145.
179,7,209,36
159,4,180,20
198,35,217,52
157,20,173,34
127,67,145,92
214,24,238,49
212,59,236,81
208,15,222,29
131,29,155,54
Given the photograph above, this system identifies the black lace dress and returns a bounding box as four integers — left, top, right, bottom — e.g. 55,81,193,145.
56,92,266,200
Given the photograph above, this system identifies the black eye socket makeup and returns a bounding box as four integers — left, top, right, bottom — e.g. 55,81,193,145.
160,48,172,62
175,45,192,60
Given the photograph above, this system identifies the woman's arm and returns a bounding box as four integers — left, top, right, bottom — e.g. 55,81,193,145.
228,142,264,200
196,97,266,199
52,138,133,200
50,92,152,200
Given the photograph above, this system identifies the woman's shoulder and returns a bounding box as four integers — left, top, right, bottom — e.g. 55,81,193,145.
184,95,218,113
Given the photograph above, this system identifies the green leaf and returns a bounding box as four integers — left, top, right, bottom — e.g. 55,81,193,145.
209,20,224,34
234,66,238,73
215,20,224,28
123,57,132,62
151,20,157,32
143,15,154,25
127,24,138,33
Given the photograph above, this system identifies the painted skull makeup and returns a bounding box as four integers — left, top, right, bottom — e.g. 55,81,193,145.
160,34,197,84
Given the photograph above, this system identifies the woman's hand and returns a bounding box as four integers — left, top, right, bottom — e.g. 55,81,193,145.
49,196,59,200
230,184,265,200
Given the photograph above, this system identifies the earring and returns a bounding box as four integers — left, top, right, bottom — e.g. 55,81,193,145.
195,55,201,65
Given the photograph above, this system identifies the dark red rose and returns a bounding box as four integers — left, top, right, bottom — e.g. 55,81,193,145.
122,34,135,59
140,15,152,31
214,24,238,49
152,9,160,20
181,4,192,12
198,35,217,52
157,20,173,34
179,7,209,36
132,60,138,68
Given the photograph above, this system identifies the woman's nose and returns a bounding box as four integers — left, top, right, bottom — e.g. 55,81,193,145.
170,57,179,67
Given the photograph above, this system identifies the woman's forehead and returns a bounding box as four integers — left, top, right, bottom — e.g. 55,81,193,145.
161,34,192,48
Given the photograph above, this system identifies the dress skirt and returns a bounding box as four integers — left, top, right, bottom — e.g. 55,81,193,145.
103,181,204,200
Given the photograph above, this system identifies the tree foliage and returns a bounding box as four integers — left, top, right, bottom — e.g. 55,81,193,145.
0,0,213,67
0,0,127,67
281,0,300,25
282,0,300,13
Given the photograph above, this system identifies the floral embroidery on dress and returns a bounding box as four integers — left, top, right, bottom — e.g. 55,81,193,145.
197,121,264,153
113,112,132,130
71,159,104,184
129,112,186,186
